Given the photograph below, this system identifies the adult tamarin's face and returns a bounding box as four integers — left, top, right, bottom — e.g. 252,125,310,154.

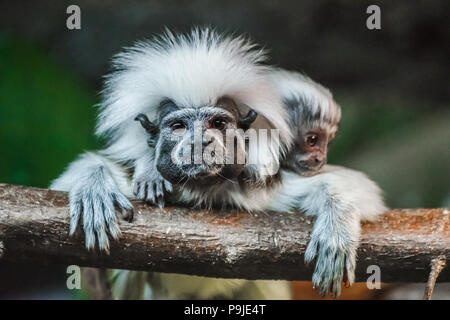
136,98,257,185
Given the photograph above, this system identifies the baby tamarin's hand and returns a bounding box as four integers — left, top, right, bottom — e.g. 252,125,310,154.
304,212,359,297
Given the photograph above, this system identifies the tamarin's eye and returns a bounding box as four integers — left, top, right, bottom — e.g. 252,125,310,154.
211,118,226,130
306,134,318,147
171,121,186,130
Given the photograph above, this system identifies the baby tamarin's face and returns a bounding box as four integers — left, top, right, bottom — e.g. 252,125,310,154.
268,68,342,177
282,124,337,176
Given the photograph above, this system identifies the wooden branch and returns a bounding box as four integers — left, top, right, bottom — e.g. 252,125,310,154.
0,183,448,282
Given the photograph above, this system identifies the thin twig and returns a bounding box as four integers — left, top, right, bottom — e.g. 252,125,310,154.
423,255,447,300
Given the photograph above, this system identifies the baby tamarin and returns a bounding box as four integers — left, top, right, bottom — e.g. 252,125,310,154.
269,69,341,176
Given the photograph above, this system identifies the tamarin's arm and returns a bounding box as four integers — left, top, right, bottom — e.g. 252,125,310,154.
269,165,387,296
50,151,134,252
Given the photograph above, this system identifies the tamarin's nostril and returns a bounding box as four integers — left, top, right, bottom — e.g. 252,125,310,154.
203,136,215,146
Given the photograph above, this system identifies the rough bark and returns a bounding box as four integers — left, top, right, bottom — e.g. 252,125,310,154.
0,183,448,282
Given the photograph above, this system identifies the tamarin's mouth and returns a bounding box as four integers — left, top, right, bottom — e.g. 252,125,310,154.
182,163,224,179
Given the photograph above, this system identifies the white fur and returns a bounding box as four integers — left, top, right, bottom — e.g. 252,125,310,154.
51,152,133,197
178,179,280,212
50,152,134,251
270,165,387,221
269,68,342,127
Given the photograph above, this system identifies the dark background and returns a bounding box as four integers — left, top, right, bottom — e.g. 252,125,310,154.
0,0,449,299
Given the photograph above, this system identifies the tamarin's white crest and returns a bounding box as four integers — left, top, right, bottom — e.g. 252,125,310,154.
98,28,292,169
51,27,387,299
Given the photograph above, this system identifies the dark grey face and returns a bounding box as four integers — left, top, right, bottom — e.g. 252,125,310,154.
282,126,336,176
136,98,257,185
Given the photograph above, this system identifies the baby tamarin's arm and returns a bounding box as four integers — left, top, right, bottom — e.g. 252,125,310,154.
270,165,387,296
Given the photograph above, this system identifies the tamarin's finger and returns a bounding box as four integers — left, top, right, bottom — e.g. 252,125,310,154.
343,270,350,288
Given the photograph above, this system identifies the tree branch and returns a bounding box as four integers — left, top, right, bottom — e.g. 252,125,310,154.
0,183,448,282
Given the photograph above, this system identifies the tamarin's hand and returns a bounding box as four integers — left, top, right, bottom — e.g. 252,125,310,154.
132,153,173,209
133,168,173,209
69,168,133,252
51,152,134,252
304,212,359,296
270,166,387,297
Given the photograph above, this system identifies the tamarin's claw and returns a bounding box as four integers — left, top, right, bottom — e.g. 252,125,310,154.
133,172,173,208
121,207,134,222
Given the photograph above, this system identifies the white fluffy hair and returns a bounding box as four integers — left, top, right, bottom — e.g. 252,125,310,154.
269,68,342,128
270,165,387,222
97,28,292,166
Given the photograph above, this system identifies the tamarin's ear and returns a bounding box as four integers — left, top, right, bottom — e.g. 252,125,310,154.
238,109,258,130
135,113,159,148
135,113,159,136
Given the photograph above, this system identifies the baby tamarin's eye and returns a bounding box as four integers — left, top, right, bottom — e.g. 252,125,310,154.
306,134,318,147
211,118,227,130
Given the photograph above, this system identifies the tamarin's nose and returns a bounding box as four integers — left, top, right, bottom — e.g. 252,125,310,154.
202,135,215,147
314,155,325,164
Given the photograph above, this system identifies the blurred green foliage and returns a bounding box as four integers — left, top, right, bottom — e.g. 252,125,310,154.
329,96,422,163
0,36,99,188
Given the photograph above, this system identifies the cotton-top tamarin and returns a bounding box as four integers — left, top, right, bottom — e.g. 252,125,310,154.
50,28,386,298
